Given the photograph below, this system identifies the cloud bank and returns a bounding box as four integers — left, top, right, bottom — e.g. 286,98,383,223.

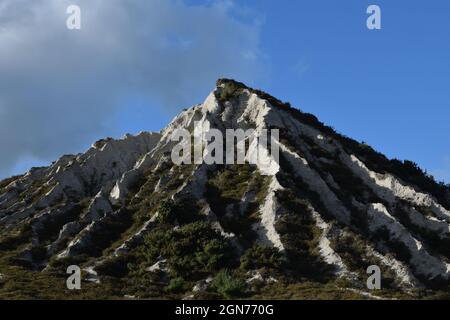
0,0,265,178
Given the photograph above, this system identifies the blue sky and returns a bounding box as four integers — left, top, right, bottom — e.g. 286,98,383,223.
256,0,450,183
1,0,449,183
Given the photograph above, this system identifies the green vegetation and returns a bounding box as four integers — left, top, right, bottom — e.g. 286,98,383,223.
301,134,334,160
165,277,188,294
35,203,84,246
95,255,131,278
133,222,234,280
330,229,398,289
371,226,412,263
156,198,201,225
0,269,124,300
205,165,270,248
252,281,364,300
59,209,134,259
0,224,32,252
388,160,450,208
240,245,284,271
210,270,246,299
119,221,236,298
101,163,198,258
207,165,253,201
216,79,246,102
275,189,334,281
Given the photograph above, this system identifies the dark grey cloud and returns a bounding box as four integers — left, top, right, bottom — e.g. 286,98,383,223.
0,0,265,178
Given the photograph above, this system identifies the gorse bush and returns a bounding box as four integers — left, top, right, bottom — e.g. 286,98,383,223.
205,165,271,248
138,222,234,279
211,270,246,299
240,245,284,270
216,79,246,102
96,255,131,277
165,277,188,294
156,198,201,225
157,199,178,224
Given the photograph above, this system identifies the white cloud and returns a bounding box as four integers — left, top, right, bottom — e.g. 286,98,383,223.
0,0,266,178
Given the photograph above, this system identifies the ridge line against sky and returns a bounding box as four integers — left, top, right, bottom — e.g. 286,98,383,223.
0,0,449,183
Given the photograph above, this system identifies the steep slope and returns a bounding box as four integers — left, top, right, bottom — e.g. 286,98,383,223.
0,79,449,299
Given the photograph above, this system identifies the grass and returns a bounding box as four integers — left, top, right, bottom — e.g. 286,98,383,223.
251,281,365,300
0,248,123,299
